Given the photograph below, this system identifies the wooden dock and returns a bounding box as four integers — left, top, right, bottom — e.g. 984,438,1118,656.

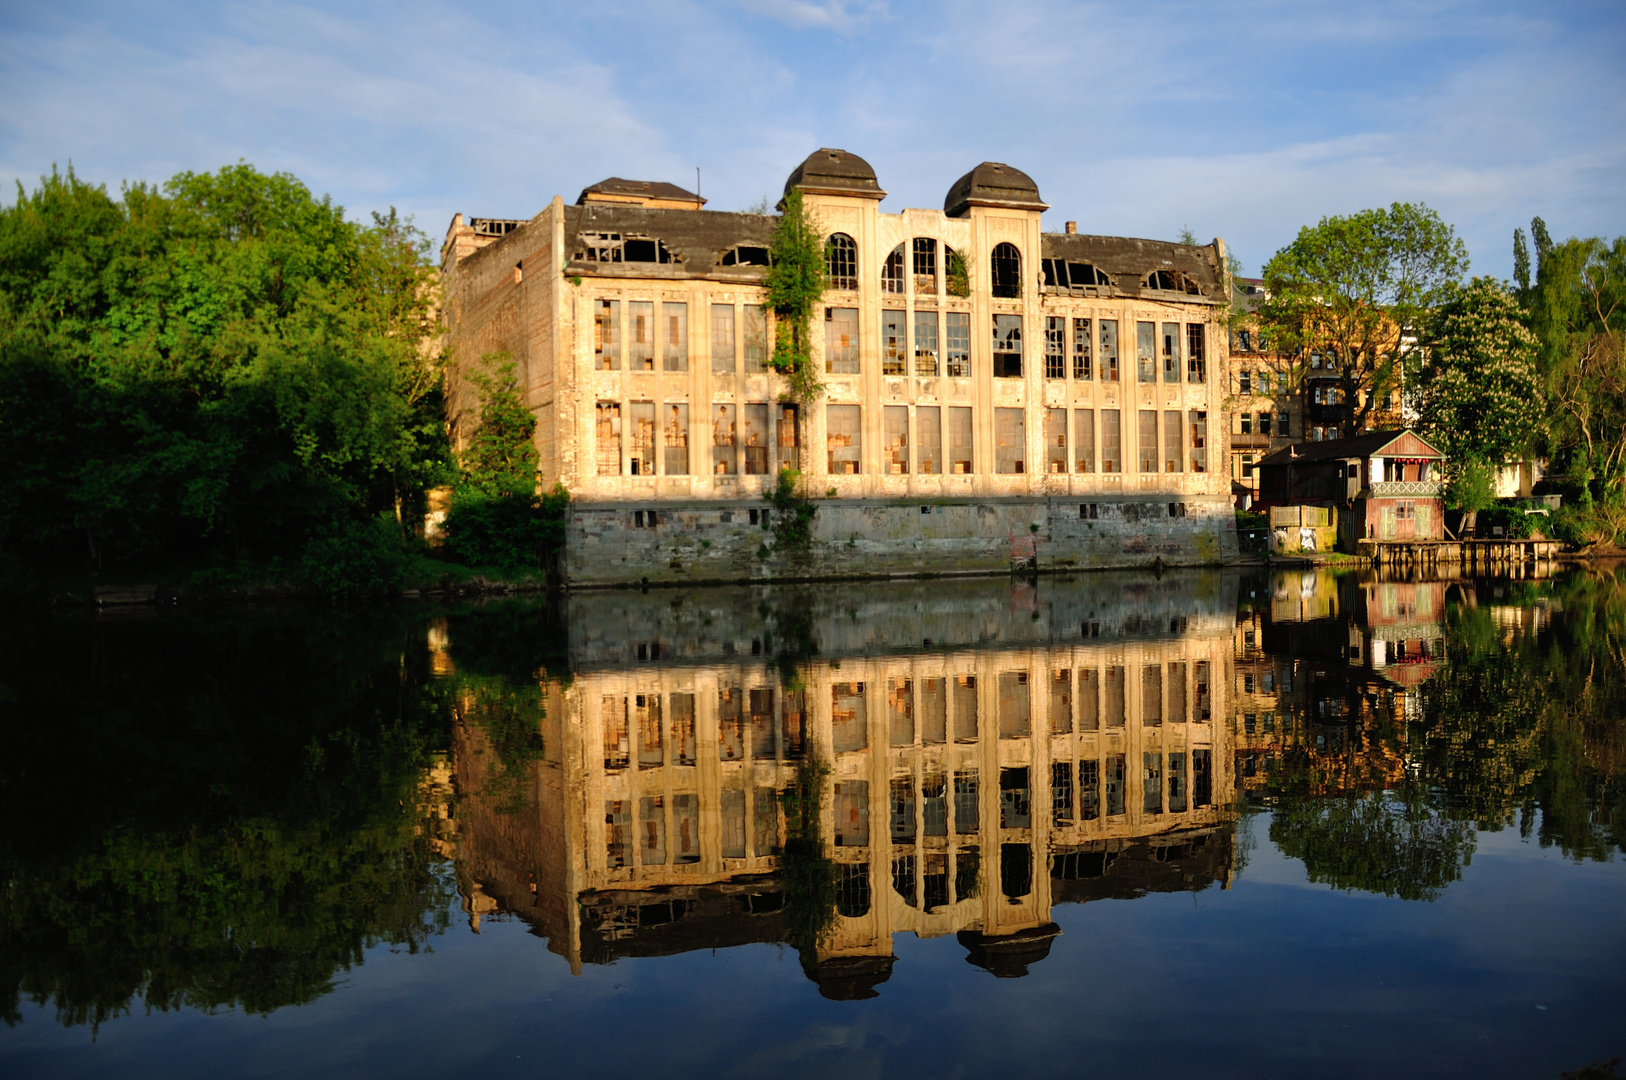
1354,538,1561,574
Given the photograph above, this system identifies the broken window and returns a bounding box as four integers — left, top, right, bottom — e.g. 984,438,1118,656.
596,402,622,476
624,236,676,264
999,767,1031,828
1136,321,1156,383
1162,321,1181,383
629,301,654,370
925,774,948,837
777,404,800,472
1168,661,1187,722
1073,318,1092,380
595,300,620,369
1189,410,1207,473
1074,409,1095,473
1078,668,1099,730
834,781,869,848
1079,759,1100,820
953,674,978,741
720,244,769,266
603,695,629,769
915,310,939,375
1143,753,1163,814
1001,844,1033,899
825,307,859,373
888,678,914,745
991,242,1022,298
890,775,917,844
948,407,973,474
892,852,918,907
827,404,861,475
1101,408,1121,473
882,310,906,375
946,311,970,377
1105,666,1126,727
742,403,770,475
832,681,867,752
1193,748,1212,806
882,244,905,294
1053,760,1074,825
606,800,631,868
636,693,663,768
1194,661,1211,720
743,306,767,372
954,769,980,833
955,845,980,900
1145,268,1199,294
711,402,737,475
837,861,870,915
1043,259,1109,289
920,678,947,743
1100,319,1120,382
1164,410,1184,473
640,795,667,865
1235,329,1252,353
944,244,970,297
924,852,949,910
1138,409,1159,473
998,671,1030,738
579,231,624,262
993,314,1023,378
629,401,656,476
1045,408,1068,474
826,233,857,290
913,237,937,295
663,403,689,475
995,408,1025,474
662,302,687,371
1105,754,1126,815
710,304,735,374
1044,316,1066,379
1168,751,1187,813
1143,665,1163,726
884,405,909,475
1050,668,1072,733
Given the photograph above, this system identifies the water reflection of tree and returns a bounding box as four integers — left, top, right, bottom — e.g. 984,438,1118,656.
779,754,838,973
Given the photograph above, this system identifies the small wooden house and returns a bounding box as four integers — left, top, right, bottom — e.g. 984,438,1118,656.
1256,430,1446,549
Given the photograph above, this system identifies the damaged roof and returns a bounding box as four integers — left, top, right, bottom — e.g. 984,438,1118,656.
783,148,885,200
1256,430,1444,467
1041,233,1224,299
577,177,705,205
565,203,776,274
944,162,1047,216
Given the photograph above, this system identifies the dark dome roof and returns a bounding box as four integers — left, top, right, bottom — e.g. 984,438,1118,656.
782,148,885,201
944,162,1047,216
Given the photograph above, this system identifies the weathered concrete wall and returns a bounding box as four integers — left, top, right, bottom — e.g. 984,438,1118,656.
563,494,1238,587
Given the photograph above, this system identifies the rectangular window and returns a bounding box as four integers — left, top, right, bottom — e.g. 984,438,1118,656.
825,307,859,373
1100,320,1119,382
605,800,630,867
1259,412,1272,437
917,406,941,475
1045,316,1066,379
1078,668,1099,730
1194,661,1211,720
603,694,629,769
1136,321,1156,382
1168,751,1187,813
1142,664,1163,725
888,678,914,746
832,682,867,754
1073,409,1095,473
993,314,1023,379
671,693,696,764
629,301,654,370
1278,413,1291,437
1078,759,1100,821
1105,665,1126,727
1105,753,1126,816
1161,321,1180,382
720,788,745,858
595,300,620,370
953,675,978,742
1193,749,1212,807
1053,760,1074,825
1050,669,1072,734
920,678,947,744
1045,408,1068,474
1101,409,1121,473
663,402,689,475
595,401,621,476
834,780,868,845
1138,410,1158,473
1143,753,1162,814
1168,661,1187,722
1240,413,1253,435
884,405,909,474
673,793,700,864
995,408,1025,474
624,400,657,477
1239,370,1251,395
710,304,735,374
915,310,939,375
913,237,937,295
946,312,970,377
743,306,767,372
827,404,861,474
954,768,979,833
948,407,973,474
742,403,770,475
640,795,666,865
1187,324,1206,382
711,402,737,475
662,302,687,371
998,671,1030,738
1073,318,1092,380
882,310,907,375
1257,370,1270,395
777,404,799,473
1164,410,1183,473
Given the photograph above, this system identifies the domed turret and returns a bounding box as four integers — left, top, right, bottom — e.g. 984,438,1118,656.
943,162,1048,217
782,148,886,201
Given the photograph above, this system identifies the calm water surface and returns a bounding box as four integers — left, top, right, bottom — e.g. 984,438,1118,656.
1,569,1622,1079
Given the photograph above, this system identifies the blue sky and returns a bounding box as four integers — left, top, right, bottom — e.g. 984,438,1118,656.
2,0,1622,278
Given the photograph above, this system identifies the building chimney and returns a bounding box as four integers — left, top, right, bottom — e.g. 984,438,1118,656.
1065,221,1077,235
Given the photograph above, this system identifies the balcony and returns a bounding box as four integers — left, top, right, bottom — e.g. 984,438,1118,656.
1362,481,1443,498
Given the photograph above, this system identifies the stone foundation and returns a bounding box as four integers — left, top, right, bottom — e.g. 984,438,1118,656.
563,495,1239,587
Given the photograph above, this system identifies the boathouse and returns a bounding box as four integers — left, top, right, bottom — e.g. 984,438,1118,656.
1255,430,1446,549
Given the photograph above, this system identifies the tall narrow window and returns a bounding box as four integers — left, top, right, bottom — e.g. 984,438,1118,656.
1052,760,1074,824
1189,410,1208,473
913,237,937,295
954,768,979,832
991,242,1022,298
1194,661,1211,721
742,403,770,475
1157,322,1178,383
1078,759,1100,821
993,314,1023,379
832,683,867,754
1100,320,1119,382
1105,753,1126,815
946,312,970,377
1078,668,1099,730
918,405,941,475
995,408,1025,474
663,403,689,475
1101,409,1122,473
998,672,1031,738
914,310,939,375
595,300,620,370
743,306,767,372
629,301,654,371
1142,665,1163,726
603,694,629,769
826,233,857,291
882,244,905,294
1193,749,1212,807
628,401,657,476
825,307,859,373
1074,409,1095,473
921,678,947,743
1073,317,1092,380
1045,316,1066,379
1050,669,1073,734
662,302,687,371
710,304,735,374
640,795,666,865
1136,321,1156,383
1143,753,1163,814
953,675,978,742
948,407,973,474
711,403,737,475
1168,751,1187,813
1186,324,1206,382
882,310,906,375
1164,411,1184,473
1045,408,1068,474
596,402,621,475
777,404,799,472
884,406,909,474
827,404,861,474
1138,409,1159,473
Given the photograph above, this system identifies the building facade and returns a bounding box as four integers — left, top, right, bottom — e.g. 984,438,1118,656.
440,150,1239,586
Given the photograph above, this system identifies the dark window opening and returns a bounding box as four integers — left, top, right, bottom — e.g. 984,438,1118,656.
826,233,857,290
621,236,675,264
882,244,905,294
1145,268,1200,295
991,242,1022,298
720,245,770,267
1045,316,1066,379
1000,843,1033,900
993,314,1023,379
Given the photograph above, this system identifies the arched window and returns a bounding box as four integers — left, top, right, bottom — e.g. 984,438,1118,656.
944,244,969,297
882,244,905,294
826,233,857,290
991,242,1022,298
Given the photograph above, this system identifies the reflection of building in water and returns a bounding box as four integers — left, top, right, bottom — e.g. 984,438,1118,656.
437,576,1236,995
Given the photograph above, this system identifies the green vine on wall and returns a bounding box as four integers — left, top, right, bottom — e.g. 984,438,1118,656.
763,188,828,407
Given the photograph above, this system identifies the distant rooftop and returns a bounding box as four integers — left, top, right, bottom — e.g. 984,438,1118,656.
577,178,706,208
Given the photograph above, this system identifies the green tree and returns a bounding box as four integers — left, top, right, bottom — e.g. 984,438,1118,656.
763,187,826,408
1259,203,1469,431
